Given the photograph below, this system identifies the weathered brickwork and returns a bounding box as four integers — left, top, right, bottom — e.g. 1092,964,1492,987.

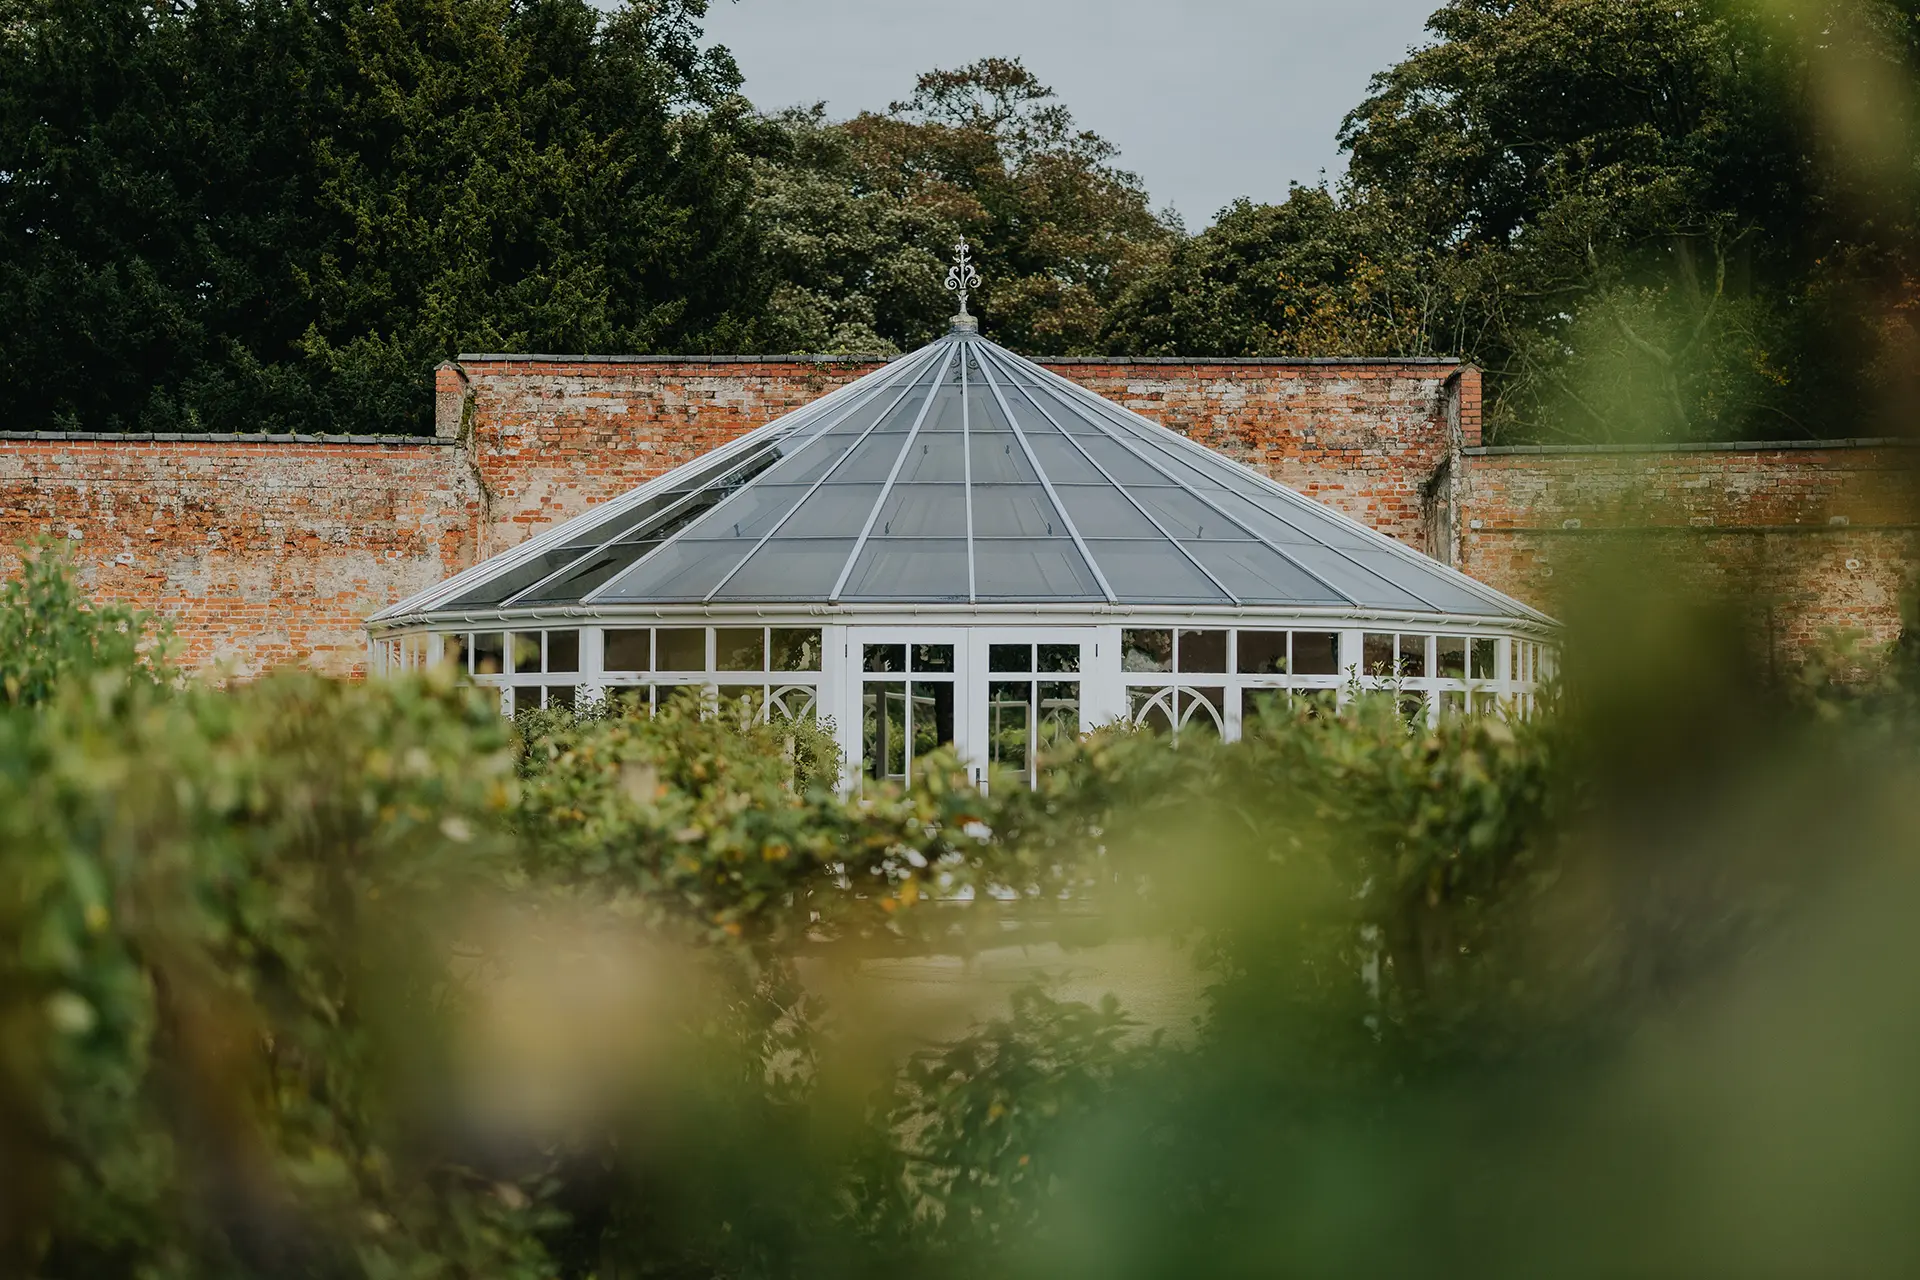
1460,444,1920,666
0,437,482,677
4,355,1914,681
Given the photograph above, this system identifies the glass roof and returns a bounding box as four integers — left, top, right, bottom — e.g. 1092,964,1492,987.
375,330,1547,622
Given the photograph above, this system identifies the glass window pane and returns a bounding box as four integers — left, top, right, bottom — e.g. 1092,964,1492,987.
1292,632,1340,677
913,644,956,674
1399,636,1429,679
657,628,707,672
876,484,968,537
1053,484,1162,538
768,684,818,724
970,429,1040,484
781,485,885,538
864,644,908,674
546,685,578,711
865,682,908,783
841,539,970,601
1182,543,1344,606
973,540,1103,599
988,681,1033,778
1038,682,1080,754
990,644,1033,674
1123,630,1173,673
771,629,822,673
1074,435,1171,486
896,432,967,483
716,628,765,672
1438,637,1468,679
510,632,543,675
598,540,739,602
1128,686,1176,734
474,632,505,676
605,629,651,673
1363,634,1395,677
445,633,471,672
971,485,1062,538
1082,540,1230,603
1038,644,1080,674
1472,638,1498,680
710,539,858,601
1132,487,1233,540
1236,630,1287,675
1024,435,1107,485
1177,630,1228,674
1181,688,1226,739
835,436,912,484
517,539,662,605
912,680,957,764
547,630,581,675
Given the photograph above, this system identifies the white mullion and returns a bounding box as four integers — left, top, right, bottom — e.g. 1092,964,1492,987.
830,343,960,603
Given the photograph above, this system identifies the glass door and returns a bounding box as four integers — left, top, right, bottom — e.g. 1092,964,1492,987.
854,630,968,788
968,630,1095,790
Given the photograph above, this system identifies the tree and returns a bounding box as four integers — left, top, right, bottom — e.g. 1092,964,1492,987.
1109,0,1920,443
0,0,774,435
754,58,1180,355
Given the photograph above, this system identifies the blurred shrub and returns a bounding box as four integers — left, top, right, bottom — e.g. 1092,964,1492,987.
7,547,1920,1276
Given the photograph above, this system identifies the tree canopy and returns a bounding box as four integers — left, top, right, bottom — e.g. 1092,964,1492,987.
2,0,1914,439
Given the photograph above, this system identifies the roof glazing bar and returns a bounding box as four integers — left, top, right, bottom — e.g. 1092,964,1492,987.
974,344,1119,604
698,342,954,603
978,343,1235,605
829,341,961,602
962,341,976,602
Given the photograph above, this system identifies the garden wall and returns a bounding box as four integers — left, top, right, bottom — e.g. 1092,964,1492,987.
4,355,1913,680
1460,441,1920,669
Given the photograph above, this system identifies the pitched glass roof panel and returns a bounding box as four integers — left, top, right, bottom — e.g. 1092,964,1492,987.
1184,542,1348,606
1051,484,1163,539
841,539,971,600
708,539,861,602
973,540,1104,599
774,485,885,537
876,484,969,537
970,485,1063,538
377,330,1548,623
1081,540,1233,604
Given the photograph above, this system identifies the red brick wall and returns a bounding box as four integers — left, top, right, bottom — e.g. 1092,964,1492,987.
1461,443,1920,666
0,435,481,677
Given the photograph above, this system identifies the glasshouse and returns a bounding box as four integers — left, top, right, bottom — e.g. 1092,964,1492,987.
370,268,1555,789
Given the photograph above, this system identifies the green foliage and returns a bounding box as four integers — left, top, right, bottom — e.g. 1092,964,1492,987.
10,558,1920,1275
1109,0,1920,443
0,0,773,435
752,58,1179,356
0,541,173,706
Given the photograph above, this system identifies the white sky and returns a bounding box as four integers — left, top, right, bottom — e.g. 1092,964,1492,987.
700,0,1443,228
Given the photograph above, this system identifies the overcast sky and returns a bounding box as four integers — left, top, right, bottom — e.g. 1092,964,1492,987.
700,0,1443,228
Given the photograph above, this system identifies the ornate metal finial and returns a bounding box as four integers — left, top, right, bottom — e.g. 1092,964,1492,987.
945,237,981,320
